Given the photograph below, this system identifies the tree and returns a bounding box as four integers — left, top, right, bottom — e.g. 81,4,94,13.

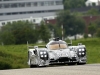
95,19,100,28
47,23,62,39
71,16,85,39
56,10,85,39
0,30,15,45
54,25,62,39
88,23,97,37
0,21,38,45
39,21,51,43
96,28,100,38
12,21,38,44
63,0,86,10
84,33,88,39
0,22,15,45
86,8,100,15
93,19,100,38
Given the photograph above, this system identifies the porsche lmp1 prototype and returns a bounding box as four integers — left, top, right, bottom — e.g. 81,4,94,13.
27,38,86,67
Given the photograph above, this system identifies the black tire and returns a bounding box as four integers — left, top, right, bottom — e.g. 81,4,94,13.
30,65,38,68
68,63,76,65
30,65,33,68
30,59,38,68
77,62,86,65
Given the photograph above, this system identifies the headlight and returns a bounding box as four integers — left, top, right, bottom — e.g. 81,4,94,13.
79,49,82,51
79,53,81,55
82,49,85,51
82,53,85,55
41,55,44,57
40,52,43,54
39,51,48,60
44,55,47,57
44,51,46,54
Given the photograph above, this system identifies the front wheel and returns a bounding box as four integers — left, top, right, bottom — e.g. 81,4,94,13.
30,65,37,68
77,62,86,65
68,62,76,65
30,59,38,68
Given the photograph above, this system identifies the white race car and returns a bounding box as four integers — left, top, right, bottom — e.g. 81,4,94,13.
27,38,86,67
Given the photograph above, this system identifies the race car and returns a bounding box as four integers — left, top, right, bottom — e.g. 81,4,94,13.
27,38,86,67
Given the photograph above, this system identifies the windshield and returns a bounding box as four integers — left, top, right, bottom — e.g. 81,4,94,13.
49,41,67,50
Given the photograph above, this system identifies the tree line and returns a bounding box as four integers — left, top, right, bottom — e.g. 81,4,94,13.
0,21,51,45
56,9,100,39
88,19,100,38
0,11,85,45
0,10,86,45
1,3,100,45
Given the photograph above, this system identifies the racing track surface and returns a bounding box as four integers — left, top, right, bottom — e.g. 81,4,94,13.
0,64,100,75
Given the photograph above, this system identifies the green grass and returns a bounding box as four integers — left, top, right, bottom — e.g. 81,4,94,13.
0,45,29,69
0,38,100,69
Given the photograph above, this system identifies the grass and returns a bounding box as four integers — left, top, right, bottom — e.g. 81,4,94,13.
0,45,29,69
0,38,100,69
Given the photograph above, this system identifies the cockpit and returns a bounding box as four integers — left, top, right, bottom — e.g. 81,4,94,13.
49,41,67,50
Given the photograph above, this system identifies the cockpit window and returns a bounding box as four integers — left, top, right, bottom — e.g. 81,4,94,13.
60,44,67,49
49,44,59,50
49,41,67,50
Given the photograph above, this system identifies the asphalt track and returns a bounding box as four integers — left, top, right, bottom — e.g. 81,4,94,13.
0,64,100,75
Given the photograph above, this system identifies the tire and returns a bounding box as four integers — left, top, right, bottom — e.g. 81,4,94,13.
30,65,37,68
68,63,76,65
30,65,33,68
77,62,86,65
30,59,37,68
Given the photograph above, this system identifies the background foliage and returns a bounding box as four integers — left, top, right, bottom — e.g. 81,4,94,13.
56,10,85,39
0,21,38,45
63,0,86,10
0,21,51,45
39,21,51,43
